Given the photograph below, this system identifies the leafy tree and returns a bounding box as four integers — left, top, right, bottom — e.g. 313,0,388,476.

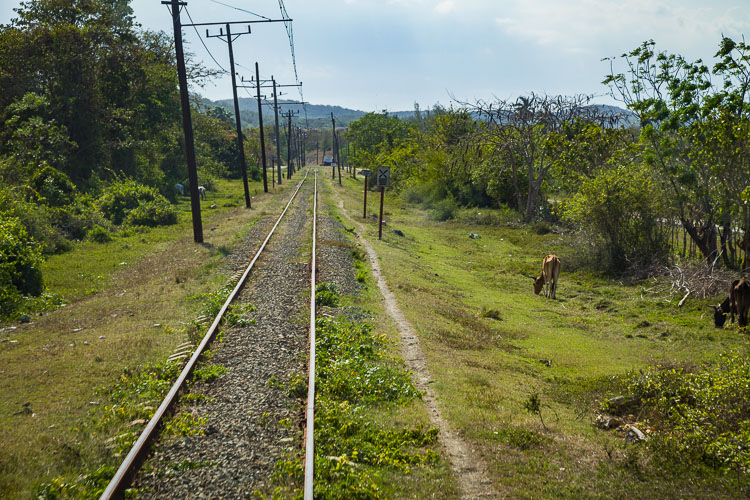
603,37,750,267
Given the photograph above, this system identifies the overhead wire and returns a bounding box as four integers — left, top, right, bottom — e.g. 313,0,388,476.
209,0,271,21
184,7,227,73
277,0,308,127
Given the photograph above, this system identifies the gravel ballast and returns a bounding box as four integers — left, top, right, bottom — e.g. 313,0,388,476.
132,177,314,498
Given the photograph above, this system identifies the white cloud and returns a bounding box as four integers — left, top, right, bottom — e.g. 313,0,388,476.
435,1,455,15
492,0,750,55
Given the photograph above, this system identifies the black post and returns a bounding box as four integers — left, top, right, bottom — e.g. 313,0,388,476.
352,143,356,180
378,186,385,240
316,140,319,165
272,78,282,186
286,112,292,180
167,0,202,243
255,62,268,192
330,113,336,179
336,130,342,186
225,24,251,208
363,174,368,219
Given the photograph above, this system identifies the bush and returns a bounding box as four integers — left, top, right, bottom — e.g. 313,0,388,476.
87,226,111,243
609,352,750,473
30,166,76,207
96,180,176,227
430,197,458,221
124,199,177,227
564,164,669,272
0,216,44,318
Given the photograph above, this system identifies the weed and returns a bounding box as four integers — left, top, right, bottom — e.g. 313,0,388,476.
192,364,228,382
480,307,502,320
356,269,367,284
315,282,339,307
167,460,215,472
272,318,439,497
164,412,206,436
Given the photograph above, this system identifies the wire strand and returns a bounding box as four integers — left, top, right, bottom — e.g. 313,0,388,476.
209,0,271,21
184,7,227,73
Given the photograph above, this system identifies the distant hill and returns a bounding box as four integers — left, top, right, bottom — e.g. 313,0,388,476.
201,97,398,128
198,97,634,128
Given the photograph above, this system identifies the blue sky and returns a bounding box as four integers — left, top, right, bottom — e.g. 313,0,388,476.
2,0,749,112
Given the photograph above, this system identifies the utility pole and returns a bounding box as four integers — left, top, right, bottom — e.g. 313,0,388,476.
255,62,269,192
282,109,299,180
272,78,282,186
206,24,252,208
330,113,336,179
315,140,319,165
336,132,341,186
164,0,202,243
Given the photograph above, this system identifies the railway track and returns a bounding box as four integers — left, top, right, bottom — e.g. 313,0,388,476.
101,170,319,499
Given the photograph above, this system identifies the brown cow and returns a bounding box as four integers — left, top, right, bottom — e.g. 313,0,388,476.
730,277,750,328
534,254,561,299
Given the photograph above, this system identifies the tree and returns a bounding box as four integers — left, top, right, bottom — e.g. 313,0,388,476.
603,37,750,267
467,94,617,221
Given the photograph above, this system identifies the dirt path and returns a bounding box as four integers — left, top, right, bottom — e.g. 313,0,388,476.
334,193,497,499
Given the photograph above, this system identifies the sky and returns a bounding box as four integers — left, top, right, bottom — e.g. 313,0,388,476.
2,0,750,112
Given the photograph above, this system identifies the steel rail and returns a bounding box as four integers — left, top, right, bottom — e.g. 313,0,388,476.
303,171,317,499
101,169,310,499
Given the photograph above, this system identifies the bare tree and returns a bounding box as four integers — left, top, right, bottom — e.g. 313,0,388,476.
465,93,619,221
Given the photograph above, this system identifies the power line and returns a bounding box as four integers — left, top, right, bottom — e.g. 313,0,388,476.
277,0,308,127
208,0,271,21
184,7,226,72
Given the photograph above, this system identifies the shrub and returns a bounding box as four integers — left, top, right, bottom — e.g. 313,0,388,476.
123,198,177,227
608,352,750,473
30,166,76,207
87,226,111,243
97,180,175,227
564,164,669,272
0,216,44,318
430,197,458,221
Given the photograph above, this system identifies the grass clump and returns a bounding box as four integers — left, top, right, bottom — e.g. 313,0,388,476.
192,364,228,382
273,318,439,498
605,351,750,474
315,282,340,307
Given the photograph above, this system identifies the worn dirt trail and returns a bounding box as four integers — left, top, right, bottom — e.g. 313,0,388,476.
334,192,497,499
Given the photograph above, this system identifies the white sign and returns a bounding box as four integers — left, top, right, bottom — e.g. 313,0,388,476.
376,166,390,187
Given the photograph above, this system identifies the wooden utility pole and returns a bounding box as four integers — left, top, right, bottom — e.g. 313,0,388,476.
272,78,283,186
255,62,269,192
330,113,336,179
165,0,202,242
206,23,252,208
336,130,342,186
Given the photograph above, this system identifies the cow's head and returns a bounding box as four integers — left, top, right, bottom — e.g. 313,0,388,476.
533,275,544,295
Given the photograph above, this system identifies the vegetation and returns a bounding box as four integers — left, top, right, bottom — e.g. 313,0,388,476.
333,172,750,497
345,36,750,274
273,318,440,499
0,0,263,320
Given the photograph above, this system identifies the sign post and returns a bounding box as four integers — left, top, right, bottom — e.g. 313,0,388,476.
376,167,390,240
360,169,372,219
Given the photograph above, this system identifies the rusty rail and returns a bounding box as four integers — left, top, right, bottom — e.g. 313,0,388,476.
101,170,310,499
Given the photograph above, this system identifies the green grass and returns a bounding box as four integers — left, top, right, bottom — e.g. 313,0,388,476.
0,176,297,498
329,173,750,498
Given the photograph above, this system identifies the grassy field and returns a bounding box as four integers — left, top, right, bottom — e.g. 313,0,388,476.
329,171,749,499
0,176,293,498
309,178,461,498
